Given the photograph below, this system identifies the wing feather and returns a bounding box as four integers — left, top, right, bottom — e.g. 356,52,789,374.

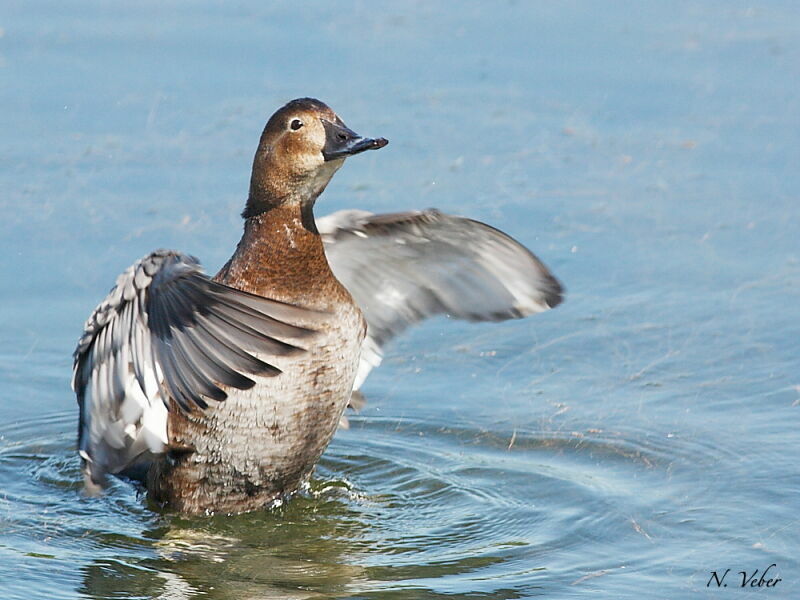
73,249,321,491
319,209,563,389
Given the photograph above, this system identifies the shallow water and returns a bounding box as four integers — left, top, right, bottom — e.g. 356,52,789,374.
1,1,799,598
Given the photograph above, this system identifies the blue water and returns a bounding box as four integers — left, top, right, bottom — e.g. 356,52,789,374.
1,1,799,598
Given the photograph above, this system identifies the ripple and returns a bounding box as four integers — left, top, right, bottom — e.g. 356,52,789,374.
0,404,787,598
317,422,644,573
0,411,163,572
312,410,752,594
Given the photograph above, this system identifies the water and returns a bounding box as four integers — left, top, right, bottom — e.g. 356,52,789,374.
1,1,799,598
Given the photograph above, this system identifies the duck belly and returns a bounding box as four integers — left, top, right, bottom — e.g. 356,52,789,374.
147,303,364,514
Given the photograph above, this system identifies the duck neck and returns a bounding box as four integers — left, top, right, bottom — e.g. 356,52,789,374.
242,188,318,231
215,201,336,305
242,195,319,233
243,155,341,223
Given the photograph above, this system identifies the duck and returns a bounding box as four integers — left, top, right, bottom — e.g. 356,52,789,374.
73,97,564,515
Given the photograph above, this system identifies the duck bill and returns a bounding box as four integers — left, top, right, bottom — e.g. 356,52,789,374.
322,119,388,161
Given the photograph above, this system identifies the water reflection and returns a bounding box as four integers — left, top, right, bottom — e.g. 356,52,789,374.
79,487,368,599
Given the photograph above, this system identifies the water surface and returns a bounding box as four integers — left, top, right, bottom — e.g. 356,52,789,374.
1,1,799,598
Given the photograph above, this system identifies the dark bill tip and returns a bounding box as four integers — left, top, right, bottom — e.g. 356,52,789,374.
349,136,389,155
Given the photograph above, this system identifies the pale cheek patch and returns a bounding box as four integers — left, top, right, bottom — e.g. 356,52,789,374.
292,148,325,173
294,160,342,200
291,118,328,174
308,119,328,153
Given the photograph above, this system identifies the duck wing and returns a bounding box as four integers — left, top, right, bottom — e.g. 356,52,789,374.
318,209,563,390
72,249,319,491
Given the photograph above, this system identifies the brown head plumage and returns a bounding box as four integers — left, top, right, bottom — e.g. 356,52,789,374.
244,98,387,219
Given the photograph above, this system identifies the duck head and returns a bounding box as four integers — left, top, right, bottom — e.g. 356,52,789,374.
245,98,388,219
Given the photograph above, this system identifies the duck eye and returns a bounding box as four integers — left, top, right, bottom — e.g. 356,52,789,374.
290,119,303,131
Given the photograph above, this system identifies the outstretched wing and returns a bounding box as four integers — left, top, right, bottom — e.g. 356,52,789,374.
72,249,320,491
318,209,563,389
